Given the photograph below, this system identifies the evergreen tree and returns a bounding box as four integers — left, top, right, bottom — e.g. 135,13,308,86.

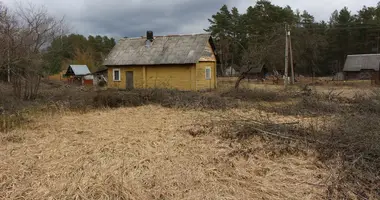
207,1,380,76
43,34,116,74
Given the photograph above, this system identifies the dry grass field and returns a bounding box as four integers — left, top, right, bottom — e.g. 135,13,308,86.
218,76,375,98
0,106,328,200
0,78,379,199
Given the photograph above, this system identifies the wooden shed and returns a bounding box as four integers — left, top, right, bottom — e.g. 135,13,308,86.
65,65,93,85
343,54,380,80
239,64,268,81
104,32,217,91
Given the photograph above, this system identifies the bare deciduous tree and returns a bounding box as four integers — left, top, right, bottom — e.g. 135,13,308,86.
0,1,66,100
234,26,284,88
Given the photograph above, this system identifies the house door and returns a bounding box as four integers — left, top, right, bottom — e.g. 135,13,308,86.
126,71,134,89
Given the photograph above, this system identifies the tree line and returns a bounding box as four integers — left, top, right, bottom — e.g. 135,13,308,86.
206,0,380,76
44,34,116,75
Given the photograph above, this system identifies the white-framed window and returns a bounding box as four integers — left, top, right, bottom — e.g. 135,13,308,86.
205,67,212,80
113,69,121,81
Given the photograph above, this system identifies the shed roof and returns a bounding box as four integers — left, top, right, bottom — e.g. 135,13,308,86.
92,67,108,74
240,64,265,74
66,65,91,76
103,33,214,66
343,54,380,72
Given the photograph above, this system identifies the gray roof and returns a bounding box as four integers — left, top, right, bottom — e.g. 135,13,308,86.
240,64,264,74
68,65,91,75
343,54,380,72
103,33,213,66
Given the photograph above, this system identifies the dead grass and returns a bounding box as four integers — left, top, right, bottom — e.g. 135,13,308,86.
0,106,328,200
0,112,27,133
1,79,380,199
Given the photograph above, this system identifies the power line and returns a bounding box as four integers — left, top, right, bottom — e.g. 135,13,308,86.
298,26,380,30
293,22,380,30
245,22,380,31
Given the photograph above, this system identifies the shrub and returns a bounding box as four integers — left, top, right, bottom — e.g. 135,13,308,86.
221,88,284,102
0,113,26,133
93,90,143,108
98,80,107,87
93,89,232,110
351,90,380,114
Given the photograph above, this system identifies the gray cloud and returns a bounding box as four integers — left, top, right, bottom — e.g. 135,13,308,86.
1,0,377,39
75,0,229,37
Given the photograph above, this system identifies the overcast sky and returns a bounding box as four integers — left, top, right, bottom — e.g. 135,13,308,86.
1,0,378,38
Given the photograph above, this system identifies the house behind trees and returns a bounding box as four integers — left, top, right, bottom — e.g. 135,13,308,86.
104,32,217,91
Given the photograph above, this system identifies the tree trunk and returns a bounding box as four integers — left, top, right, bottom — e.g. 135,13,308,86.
235,74,246,89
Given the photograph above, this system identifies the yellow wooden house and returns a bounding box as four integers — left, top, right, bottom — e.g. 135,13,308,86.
103,32,217,91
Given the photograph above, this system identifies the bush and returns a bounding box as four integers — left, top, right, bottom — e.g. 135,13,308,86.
351,90,380,114
93,90,143,108
98,80,107,87
0,113,26,133
299,95,343,114
93,88,233,110
221,88,284,102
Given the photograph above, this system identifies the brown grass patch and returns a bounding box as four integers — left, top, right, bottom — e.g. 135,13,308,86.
1,79,379,199
0,106,328,199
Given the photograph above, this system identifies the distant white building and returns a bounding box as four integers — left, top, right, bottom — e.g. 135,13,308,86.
224,66,238,77
333,72,345,81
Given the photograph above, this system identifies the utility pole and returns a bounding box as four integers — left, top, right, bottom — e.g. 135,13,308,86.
7,39,10,83
284,24,289,87
289,28,295,84
377,31,379,54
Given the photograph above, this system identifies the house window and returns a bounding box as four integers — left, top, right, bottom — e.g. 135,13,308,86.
205,67,212,80
113,69,120,81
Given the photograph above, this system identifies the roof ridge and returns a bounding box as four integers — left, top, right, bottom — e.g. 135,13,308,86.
122,33,211,40
348,54,380,56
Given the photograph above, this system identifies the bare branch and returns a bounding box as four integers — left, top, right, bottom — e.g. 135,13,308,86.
0,1,67,99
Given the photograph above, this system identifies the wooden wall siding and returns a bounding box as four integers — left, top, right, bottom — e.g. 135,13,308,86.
146,65,194,90
107,67,143,89
107,62,217,91
199,42,216,62
108,65,195,90
345,70,376,80
196,61,217,90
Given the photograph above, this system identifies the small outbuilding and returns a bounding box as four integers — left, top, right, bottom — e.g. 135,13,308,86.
92,68,108,86
224,66,239,77
65,65,93,85
239,64,268,81
343,54,380,80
